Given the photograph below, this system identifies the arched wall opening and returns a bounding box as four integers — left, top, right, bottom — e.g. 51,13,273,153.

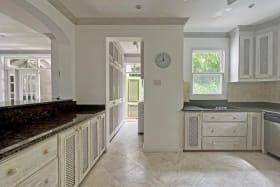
0,0,75,100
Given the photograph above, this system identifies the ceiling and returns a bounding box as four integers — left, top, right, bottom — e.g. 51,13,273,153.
0,13,50,50
57,0,280,32
119,41,141,54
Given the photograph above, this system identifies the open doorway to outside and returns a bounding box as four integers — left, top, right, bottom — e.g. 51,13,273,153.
106,37,144,142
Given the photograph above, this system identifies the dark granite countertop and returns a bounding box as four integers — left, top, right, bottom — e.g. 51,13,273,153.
182,101,280,114
0,109,105,161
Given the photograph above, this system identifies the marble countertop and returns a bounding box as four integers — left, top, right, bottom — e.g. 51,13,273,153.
0,109,105,161
182,102,280,114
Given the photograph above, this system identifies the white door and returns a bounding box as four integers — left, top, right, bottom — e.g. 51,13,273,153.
19,70,40,101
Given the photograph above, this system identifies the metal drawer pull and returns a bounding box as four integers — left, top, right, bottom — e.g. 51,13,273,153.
43,149,49,155
233,117,237,119
7,168,17,176
211,116,215,119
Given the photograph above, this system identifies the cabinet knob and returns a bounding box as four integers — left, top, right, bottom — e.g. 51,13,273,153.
7,168,17,176
43,149,49,155
44,179,49,184
211,116,215,119
211,129,215,133
233,117,237,119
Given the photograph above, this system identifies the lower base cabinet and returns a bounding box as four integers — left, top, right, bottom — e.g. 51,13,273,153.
184,112,262,151
59,112,106,187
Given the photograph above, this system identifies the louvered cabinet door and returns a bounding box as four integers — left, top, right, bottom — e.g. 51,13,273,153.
184,112,202,150
90,117,99,166
79,121,91,182
247,112,262,150
98,113,106,154
59,128,79,187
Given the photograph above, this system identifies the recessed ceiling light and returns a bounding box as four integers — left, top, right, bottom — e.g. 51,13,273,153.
136,4,142,10
224,7,233,12
248,3,255,8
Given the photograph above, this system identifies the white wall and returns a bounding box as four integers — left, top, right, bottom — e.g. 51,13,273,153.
184,37,230,100
76,25,184,151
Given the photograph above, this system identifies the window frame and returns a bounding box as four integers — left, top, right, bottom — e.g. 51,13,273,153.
190,49,227,100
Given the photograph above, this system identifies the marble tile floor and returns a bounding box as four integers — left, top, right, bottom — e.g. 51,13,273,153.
81,122,280,187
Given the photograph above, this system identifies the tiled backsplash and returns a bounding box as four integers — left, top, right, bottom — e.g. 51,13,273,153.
184,81,280,103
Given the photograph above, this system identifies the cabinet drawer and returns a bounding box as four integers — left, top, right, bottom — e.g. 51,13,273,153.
17,159,58,187
202,123,247,137
203,112,247,122
0,136,57,187
202,137,246,150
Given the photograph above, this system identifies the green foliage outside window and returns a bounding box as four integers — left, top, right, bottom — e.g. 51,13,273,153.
192,51,223,95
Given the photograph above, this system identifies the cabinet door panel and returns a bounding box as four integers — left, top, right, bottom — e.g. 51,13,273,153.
59,128,79,187
239,36,254,79
98,114,106,154
256,32,273,78
79,121,91,181
247,113,262,150
184,113,202,150
90,117,99,166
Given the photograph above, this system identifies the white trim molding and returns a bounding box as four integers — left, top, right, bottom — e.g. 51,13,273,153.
184,32,229,38
48,0,189,25
77,17,189,25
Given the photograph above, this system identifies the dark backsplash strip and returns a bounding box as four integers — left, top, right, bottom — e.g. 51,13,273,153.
0,100,76,128
185,100,229,107
76,105,105,111
184,100,280,109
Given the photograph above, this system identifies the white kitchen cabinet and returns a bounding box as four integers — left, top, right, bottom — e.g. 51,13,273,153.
59,126,79,187
59,112,106,187
98,113,106,154
239,36,254,79
203,137,247,150
184,112,202,150
90,116,99,166
79,121,91,182
0,136,58,187
247,112,262,150
255,32,273,78
230,25,278,82
17,159,58,187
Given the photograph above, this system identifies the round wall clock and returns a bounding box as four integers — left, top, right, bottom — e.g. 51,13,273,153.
155,52,171,68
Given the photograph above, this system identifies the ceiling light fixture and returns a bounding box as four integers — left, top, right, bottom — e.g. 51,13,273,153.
224,7,233,12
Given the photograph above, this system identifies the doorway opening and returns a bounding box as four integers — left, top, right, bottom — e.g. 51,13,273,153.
0,13,52,103
106,37,144,142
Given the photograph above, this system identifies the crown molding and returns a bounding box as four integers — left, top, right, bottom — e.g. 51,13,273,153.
48,0,77,24
184,32,229,38
76,17,189,25
48,0,189,26
0,50,51,55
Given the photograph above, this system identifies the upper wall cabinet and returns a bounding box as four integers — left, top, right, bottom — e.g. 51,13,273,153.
255,31,273,79
230,24,279,82
239,35,254,79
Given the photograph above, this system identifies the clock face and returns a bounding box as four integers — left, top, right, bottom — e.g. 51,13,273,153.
155,53,171,68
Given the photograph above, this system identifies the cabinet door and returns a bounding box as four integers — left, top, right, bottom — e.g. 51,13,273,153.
247,112,262,150
79,121,91,182
239,36,254,79
59,128,79,187
256,32,273,78
184,112,202,150
98,114,106,154
90,117,99,166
